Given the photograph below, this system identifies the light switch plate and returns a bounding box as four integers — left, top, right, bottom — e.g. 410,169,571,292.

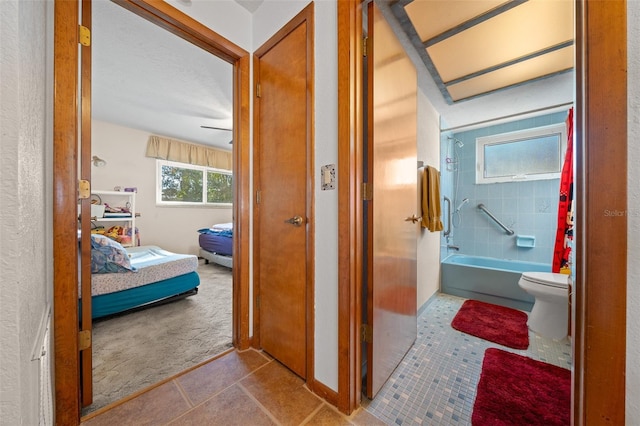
321,164,336,190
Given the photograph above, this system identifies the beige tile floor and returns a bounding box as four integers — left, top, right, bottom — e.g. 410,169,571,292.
81,349,385,426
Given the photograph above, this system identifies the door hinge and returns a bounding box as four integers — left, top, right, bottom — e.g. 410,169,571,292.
78,330,91,351
361,324,372,343
256,190,261,204
362,182,373,201
78,179,91,199
256,83,261,98
79,25,91,47
362,36,368,57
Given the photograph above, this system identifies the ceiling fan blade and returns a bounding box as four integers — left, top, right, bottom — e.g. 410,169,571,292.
200,125,232,131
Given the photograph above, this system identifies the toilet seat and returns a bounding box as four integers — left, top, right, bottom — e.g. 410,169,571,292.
521,272,569,289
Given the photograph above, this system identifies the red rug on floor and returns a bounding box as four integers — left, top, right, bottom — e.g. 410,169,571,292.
472,348,571,426
451,300,529,349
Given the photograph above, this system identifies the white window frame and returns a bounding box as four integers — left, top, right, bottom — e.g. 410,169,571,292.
156,159,232,207
475,123,567,184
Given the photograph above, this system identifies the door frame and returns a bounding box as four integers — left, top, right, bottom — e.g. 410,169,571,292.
336,0,628,422
337,0,364,413
251,3,315,384
53,1,251,423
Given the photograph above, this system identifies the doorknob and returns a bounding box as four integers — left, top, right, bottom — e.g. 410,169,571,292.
285,215,305,226
405,214,421,224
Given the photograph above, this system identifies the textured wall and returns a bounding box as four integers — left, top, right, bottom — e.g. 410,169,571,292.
627,0,640,422
0,1,52,424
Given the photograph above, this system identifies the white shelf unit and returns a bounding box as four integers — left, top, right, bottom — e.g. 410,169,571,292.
91,190,138,247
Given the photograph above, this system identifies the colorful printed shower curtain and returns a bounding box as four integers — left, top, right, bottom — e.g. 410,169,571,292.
553,108,574,274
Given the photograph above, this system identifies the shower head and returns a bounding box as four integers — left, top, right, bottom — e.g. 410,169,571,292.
447,136,464,148
455,198,469,211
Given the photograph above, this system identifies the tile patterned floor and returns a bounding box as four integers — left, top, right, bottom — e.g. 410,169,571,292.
82,293,571,426
363,293,572,426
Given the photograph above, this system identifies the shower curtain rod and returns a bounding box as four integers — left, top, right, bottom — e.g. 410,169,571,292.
440,102,574,133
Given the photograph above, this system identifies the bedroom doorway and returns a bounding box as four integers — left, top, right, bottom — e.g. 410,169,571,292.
53,0,251,423
82,1,244,415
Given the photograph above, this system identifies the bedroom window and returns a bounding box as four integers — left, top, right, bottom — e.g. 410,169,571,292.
475,123,567,184
157,160,232,206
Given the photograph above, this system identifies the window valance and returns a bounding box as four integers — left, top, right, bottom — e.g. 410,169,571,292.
146,135,232,170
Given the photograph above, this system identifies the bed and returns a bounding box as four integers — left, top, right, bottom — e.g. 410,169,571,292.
197,222,233,269
86,235,200,319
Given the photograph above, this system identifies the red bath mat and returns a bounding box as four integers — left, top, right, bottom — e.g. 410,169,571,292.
451,299,529,349
472,348,571,426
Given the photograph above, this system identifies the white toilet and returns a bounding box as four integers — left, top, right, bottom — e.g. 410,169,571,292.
518,272,570,340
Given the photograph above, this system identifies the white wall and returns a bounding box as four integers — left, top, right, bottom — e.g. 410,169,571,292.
416,95,442,308
91,120,232,255
0,1,52,424
627,0,640,422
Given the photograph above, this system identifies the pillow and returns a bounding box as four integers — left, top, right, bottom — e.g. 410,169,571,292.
90,234,136,274
211,222,233,231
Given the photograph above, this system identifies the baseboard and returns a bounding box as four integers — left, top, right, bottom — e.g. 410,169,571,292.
418,291,439,317
308,378,338,407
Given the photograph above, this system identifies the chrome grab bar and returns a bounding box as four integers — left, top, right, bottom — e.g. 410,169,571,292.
477,203,515,235
443,196,451,236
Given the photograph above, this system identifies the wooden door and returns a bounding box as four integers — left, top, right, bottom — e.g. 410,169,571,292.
79,0,94,407
365,2,418,399
254,6,314,379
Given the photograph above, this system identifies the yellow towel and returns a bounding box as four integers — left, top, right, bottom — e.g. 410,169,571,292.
421,166,444,232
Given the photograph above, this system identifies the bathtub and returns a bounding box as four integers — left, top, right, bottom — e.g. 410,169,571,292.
440,254,552,312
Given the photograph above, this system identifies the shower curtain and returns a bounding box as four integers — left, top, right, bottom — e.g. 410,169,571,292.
552,108,574,274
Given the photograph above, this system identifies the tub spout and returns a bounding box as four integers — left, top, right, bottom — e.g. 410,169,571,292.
447,245,460,251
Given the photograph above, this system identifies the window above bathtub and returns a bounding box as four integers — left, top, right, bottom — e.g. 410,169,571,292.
476,123,567,184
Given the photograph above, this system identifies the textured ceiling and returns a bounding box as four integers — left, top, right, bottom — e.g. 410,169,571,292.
92,0,233,149
392,0,574,104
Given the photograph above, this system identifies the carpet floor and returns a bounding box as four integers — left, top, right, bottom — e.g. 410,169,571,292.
451,299,529,349
83,259,233,415
472,348,571,425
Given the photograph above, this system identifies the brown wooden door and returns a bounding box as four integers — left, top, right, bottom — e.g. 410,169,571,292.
254,7,313,379
79,0,94,407
365,2,418,399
